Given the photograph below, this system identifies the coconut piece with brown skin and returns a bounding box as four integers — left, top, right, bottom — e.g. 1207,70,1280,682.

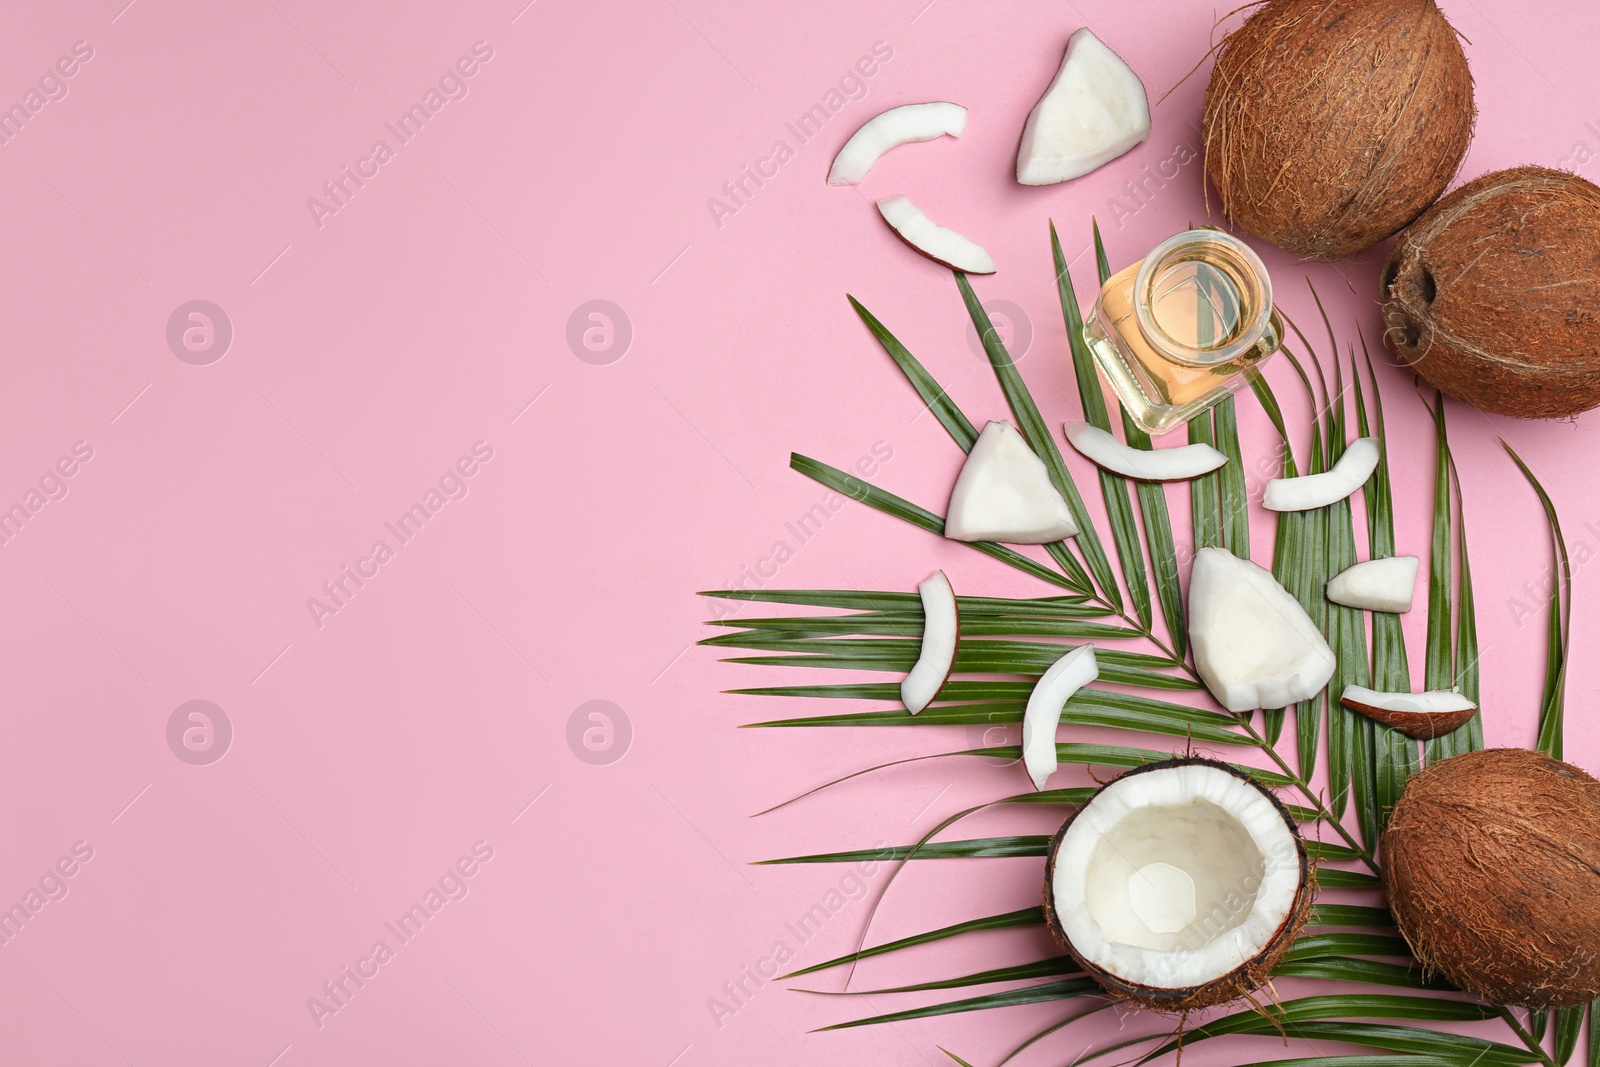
1044,757,1313,1011
1383,748,1600,1009
1382,167,1600,418
1338,685,1475,740
1201,0,1475,258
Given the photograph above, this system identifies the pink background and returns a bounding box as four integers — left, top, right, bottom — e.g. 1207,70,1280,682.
0,0,1595,1063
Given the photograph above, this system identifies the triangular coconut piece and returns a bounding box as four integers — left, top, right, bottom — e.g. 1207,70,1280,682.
1016,29,1151,186
1189,547,1335,713
945,421,1078,544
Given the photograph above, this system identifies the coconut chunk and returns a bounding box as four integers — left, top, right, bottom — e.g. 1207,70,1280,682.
1340,685,1476,739
1063,421,1226,481
1326,555,1420,613
1262,437,1380,511
875,195,995,274
1016,29,1151,186
945,421,1079,543
1022,644,1099,790
1045,758,1310,1009
827,102,968,186
1188,547,1335,712
901,570,959,713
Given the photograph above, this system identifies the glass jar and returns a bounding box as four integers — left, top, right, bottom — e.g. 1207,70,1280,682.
1083,229,1283,436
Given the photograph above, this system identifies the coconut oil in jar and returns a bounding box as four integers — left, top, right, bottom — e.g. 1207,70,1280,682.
1083,229,1282,436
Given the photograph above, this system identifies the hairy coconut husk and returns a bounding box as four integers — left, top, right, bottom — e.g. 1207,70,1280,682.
1202,0,1475,258
1382,166,1600,419
1043,757,1313,1012
1383,748,1600,1009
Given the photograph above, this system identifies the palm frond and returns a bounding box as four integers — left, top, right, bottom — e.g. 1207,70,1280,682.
1504,441,1571,760
709,222,1579,1067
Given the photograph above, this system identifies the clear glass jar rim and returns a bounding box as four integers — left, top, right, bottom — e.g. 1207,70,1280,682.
1132,229,1275,367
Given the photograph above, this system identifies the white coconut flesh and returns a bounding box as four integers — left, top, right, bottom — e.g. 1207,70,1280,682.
1263,438,1380,511
1189,547,1335,712
875,195,996,274
901,570,959,714
827,102,968,186
1063,421,1226,481
1340,685,1476,716
1326,555,1420,613
945,421,1079,544
1051,763,1303,989
1016,28,1151,186
1023,644,1099,790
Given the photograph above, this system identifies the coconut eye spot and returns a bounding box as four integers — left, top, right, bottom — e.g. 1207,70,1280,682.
1084,798,1266,952
1420,265,1437,303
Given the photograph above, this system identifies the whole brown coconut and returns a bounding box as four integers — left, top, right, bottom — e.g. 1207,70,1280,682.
1382,167,1600,418
1202,0,1475,258
1383,748,1600,1009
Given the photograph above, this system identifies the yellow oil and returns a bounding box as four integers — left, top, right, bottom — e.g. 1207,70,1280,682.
1084,231,1281,436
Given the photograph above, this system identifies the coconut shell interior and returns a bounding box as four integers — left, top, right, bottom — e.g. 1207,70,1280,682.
1042,757,1313,1012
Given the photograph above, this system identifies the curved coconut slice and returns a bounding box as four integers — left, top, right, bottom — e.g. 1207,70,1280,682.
1022,644,1100,790
1340,685,1477,740
1045,757,1311,1010
901,570,959,714
827,102,968,186
1189,547,1336,712
1063,421,1226,481
1263,437,1380,511
945,421,1078,544
1017,29,1151,186
1326,555,1420,613
875,195,996,275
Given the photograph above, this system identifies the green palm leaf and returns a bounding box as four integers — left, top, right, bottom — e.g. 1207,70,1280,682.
1505,442,1571,760
1057,223,1151,628
797,956,1078,996
1093,223,1187,656
1421,396,1464,761
848,294,978,450
702,589,1092,612
959,267,1110,599
789,453,1081,589
778,906,1045,980
1355,342,1417,826
1215,395,1251,556
1129,996,1512,1064
712,222,1579,1067
816,978,1101,1031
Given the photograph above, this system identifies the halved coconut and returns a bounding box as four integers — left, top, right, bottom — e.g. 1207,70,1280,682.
1023,644,1099,790
827,102,968,186
1326,556,1420,613
901,570,959,714
875,195,995,274
1016,29,1151,186
1262,438,1380,511
1045,757,1313,1010
1063,421,1226,481
1340,685,1477,740
945,421,1079,544
1189,547,1335,712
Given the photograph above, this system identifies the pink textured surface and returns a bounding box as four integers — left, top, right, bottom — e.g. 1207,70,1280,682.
0,0,1596,1063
